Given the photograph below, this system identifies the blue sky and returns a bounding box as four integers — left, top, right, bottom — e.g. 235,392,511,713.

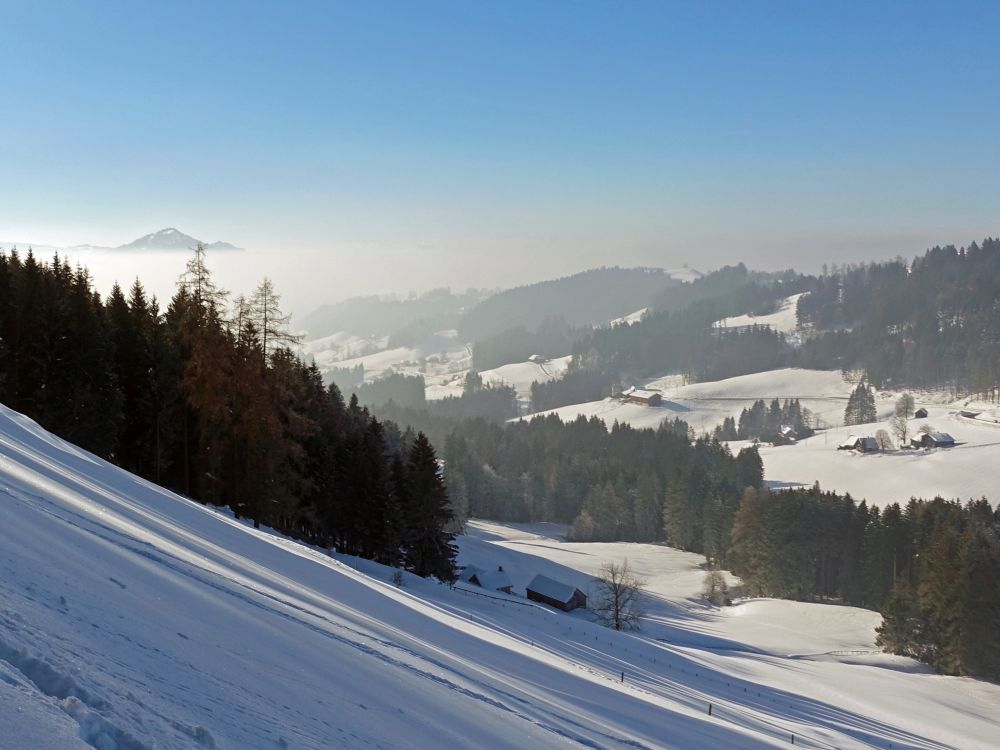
2,1,998,302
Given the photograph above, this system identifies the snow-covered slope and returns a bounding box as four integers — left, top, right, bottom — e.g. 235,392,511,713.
480,356,573,404
2,403,998,748
528,368,1000,506
460,522,1000,750
608,308,648,327
745,406,1000,505
666,267,704,283
714,293,806,336
301,330,473,397
531,368,862,433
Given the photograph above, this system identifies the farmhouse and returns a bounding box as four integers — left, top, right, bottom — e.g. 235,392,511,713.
911,432,956,449
914,407,928,419
458,565,513,594
622,386,663,407
838,435,879,453
775,425,798,444
526,574,587,612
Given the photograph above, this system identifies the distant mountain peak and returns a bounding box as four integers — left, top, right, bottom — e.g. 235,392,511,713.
116,228,241,252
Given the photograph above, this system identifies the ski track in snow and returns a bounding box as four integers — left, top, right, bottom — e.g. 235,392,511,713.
1,403,999,749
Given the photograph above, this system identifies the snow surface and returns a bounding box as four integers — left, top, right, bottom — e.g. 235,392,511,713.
300,330,474,399
743,406,1000,505
714,293,806,336
531,368,863,434
608,308,648,327
2,402,998,748
527,368,1000,506
480,355,573,407
666,267,704,284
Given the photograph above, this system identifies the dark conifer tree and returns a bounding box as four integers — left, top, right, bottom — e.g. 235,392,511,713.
401,433,457,580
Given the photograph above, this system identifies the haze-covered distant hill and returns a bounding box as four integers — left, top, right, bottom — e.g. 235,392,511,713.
299,287,490,341
456,267,684,342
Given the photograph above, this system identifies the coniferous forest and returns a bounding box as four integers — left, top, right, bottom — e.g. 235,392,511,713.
0,247,457,580
728,488,1000,680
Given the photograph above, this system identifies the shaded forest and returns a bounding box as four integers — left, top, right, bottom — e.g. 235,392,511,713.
0,247,458,581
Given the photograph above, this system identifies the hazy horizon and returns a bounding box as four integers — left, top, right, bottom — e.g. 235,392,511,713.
3,2,999,316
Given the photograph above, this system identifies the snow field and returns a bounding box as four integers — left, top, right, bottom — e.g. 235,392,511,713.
714,293,807,337
528,367,1000,507
3,401,998,748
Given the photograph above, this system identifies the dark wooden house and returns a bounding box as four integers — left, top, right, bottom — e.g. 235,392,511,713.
526,574,587,612
623,387,663,407
911,432,956,449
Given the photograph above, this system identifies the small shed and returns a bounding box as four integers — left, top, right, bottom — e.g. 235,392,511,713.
526,574,587,612
459,565,514,594
914,407,928,419
911,432,956,449
528,354,548,364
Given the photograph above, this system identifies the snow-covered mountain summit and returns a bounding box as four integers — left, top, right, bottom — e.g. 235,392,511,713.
115,227,241,252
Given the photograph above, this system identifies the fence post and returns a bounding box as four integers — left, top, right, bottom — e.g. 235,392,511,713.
708,703,712,717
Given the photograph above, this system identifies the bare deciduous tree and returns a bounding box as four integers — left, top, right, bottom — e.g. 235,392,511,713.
895,393,915,420
890,414,909,446
593,559,645,631
875,428,893,451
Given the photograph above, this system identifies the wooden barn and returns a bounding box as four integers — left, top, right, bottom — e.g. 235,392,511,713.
623,387,663,407
914,407,928,419
911,432,956,449
526,574,587,612
838,435,879,452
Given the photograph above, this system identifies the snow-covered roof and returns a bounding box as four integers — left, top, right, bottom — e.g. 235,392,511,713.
628,389,661,401
927,432,955,443
460,565,513,591
472,569,512,591
839,435,860,448
526,574,580,603
458,564,483,583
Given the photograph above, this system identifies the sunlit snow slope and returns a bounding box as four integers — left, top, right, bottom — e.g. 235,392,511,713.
1,403,998,749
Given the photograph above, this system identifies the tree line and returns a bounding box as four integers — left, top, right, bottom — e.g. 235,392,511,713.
0,247,457,581
365,397,766,557
728,486,1000,680
713,398,814,443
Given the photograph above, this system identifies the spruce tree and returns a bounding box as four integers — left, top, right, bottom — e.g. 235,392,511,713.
401,433,457,581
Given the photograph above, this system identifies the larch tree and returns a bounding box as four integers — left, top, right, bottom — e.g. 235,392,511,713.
250,277,301,360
